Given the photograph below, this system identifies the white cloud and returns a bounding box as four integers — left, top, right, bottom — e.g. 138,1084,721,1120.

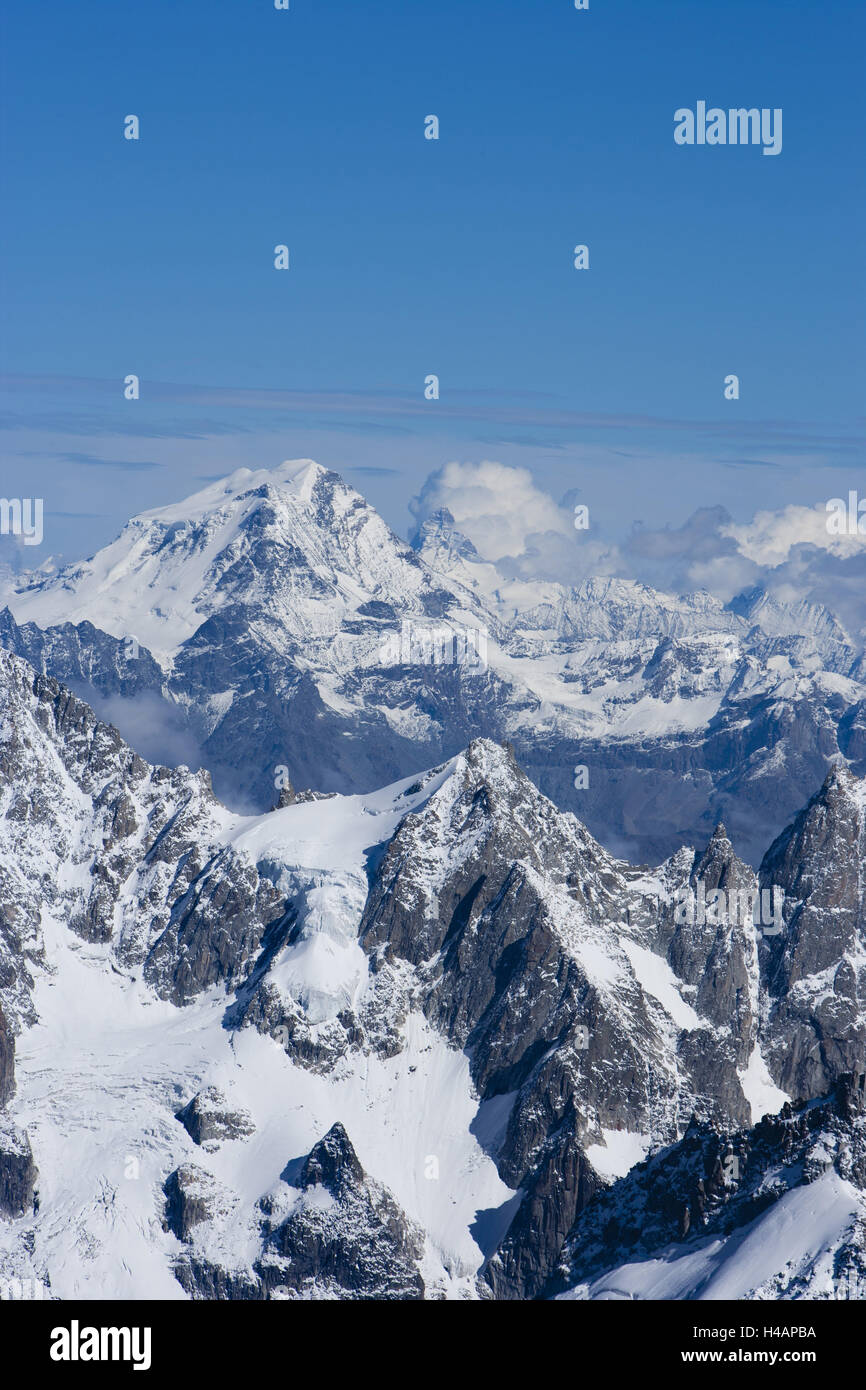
411,460,573,559
409,463,866,643
723,502,866,567
410,460,620,583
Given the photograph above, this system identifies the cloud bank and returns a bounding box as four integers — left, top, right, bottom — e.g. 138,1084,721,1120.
410,460,618,583
411,462,866,642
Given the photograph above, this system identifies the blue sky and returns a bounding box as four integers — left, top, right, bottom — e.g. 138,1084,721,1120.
1,0,864,565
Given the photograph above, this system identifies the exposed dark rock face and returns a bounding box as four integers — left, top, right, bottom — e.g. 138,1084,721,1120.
485,1124,601,1301
176,1087,255,1151
650,826,761,1115
271,777,336,810
358,741,762,1297
143,848,290,1006
0,1004,14,1108
295,1123,365,1192
0,1119,37,1218
172,1260,261,1301
549,1072,866,1301
0,606,165,703
760,767,866,1101
256,1124,426,1301
0,998,37,1222
163,1165,237,1243
0,648,294,1008
665,825,757,1036
0,961,38,1224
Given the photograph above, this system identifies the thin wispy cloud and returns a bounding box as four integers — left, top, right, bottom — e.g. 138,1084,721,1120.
1,373,861,461
55,452,163,472
347,466,400,476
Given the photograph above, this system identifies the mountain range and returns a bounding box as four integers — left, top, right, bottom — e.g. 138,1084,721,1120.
0,460,864,1301
3,460,865,866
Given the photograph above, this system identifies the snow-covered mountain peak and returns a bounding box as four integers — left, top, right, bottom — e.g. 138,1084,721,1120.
400,736,620,886
1,460,441,666
727,584,852,649
412,508,482,570
136,458,328,525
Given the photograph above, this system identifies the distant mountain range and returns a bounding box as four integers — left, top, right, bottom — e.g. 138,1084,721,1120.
2,460,865,865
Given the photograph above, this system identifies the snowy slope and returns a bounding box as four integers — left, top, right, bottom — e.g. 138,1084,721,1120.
559,1174,865,1302
555,1075,866,1301
0,653,515,1296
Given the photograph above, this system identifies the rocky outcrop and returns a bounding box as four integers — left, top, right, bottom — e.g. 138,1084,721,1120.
0,1007,38,1222
256,1124,426,1301
0,1004,14,1108
485,1124,600,1301
0,648,294,1007
172,1260,261,1301
0,1119,37,1217
0,998,37,1222
143,847,291,1006
163,1165,237,1243
172,1124,426,1301
176,1088,255,1151
0,606,164,702
760,767,866,1100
